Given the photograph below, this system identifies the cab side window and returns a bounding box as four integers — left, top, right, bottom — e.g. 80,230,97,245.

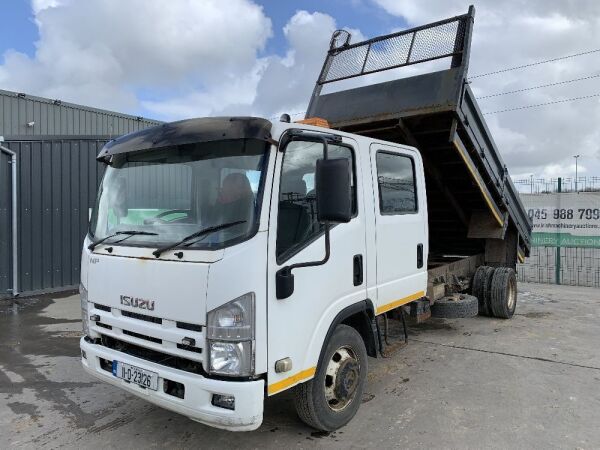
376,152,417,214
276,140,356,261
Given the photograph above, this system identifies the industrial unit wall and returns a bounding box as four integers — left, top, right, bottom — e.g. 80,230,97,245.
1,89,159,138
0,147,13,294
0,89,161,297
2,139,106,295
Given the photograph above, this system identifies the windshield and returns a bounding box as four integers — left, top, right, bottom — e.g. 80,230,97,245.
90,139,269,250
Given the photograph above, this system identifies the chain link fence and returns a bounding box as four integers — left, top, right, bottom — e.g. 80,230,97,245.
518,246,600,288
513,176,600,194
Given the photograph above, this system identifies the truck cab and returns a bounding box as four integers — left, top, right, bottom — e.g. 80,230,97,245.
80,116,428,431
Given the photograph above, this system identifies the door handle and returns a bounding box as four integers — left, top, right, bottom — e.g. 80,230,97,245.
417,244,424,269
353,254,363,286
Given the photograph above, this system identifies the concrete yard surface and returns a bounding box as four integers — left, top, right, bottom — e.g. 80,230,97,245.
1,283,599,449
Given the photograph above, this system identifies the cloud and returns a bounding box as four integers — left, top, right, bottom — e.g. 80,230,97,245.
0,0,272,111
1,2,362,124
2,0,599,179
370,0,600,178
253,11,353,118
142,10,360,121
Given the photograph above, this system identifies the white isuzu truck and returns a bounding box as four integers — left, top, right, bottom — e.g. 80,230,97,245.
80,7,531,432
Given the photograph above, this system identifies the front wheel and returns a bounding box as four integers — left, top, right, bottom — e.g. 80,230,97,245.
293,324,368,431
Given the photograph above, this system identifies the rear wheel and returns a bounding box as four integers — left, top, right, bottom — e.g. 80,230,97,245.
489,267,517,319
293,324,368,431
472,266,495,316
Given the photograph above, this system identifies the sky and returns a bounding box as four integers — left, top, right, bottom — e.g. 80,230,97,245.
1,0,600,181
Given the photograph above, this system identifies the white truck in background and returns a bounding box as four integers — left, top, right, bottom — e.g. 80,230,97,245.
80,7,531,431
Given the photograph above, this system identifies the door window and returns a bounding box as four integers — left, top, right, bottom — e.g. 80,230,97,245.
276,140,356,261
376,152,417,215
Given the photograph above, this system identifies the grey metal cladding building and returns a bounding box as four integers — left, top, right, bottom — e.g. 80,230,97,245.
0,89,160,297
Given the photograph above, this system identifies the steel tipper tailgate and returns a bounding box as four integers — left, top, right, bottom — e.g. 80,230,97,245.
305,5,531,257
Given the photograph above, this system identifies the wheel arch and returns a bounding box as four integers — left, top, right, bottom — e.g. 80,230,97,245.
317,300,378,366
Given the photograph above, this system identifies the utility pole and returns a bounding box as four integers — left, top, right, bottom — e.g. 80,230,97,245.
573,155,580,193
556,177,561,285
530,174,533,194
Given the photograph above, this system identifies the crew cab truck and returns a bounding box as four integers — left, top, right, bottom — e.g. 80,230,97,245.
80,7,531,432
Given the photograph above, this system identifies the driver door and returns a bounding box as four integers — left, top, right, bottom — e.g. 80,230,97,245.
266,134,367,395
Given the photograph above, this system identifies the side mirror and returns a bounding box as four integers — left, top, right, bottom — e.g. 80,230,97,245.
316,158,352,223
276,267,294,300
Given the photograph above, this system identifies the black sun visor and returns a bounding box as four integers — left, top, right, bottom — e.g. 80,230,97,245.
97,116,274,162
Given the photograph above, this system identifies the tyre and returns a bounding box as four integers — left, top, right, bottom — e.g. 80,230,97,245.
472,266,495,316
431,294,478,318
293,324,368,431
489,267,517,319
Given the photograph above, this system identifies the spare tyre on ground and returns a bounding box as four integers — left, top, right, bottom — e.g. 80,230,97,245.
431,294,478,319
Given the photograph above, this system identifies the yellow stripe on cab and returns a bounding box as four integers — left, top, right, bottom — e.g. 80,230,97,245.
376,291,425,315
268,367,316,395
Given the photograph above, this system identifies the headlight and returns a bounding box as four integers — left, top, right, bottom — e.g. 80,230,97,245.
207,292,254,341
80,283,89,336
209,341,253,376
207,293,254,376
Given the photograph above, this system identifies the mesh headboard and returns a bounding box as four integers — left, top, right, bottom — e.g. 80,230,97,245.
316,7,474,86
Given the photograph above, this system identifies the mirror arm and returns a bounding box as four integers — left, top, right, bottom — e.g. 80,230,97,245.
286,223,331,273
321,136,329,160
276,225,331,300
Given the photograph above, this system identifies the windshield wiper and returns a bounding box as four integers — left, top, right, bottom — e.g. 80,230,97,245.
152,220,246,258
88,230,159,251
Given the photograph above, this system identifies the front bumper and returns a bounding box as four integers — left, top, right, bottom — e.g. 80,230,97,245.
80,337,264,431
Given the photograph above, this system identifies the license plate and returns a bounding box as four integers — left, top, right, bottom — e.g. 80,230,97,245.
112,361,159,391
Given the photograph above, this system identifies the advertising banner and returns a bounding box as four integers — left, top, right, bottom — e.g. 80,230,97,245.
521,192,600,248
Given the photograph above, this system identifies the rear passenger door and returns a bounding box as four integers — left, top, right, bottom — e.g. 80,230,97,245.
369,143,428,315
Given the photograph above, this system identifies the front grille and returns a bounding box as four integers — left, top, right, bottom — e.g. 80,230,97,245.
176,321,202,332
177,344,202,354
123,329,162,344
100,335,204,375
122,310,162,324
94,303,111,312
96,322,112,330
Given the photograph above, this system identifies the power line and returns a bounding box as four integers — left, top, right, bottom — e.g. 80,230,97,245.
476,73,600,99
469,48,600,79
482,93,600,115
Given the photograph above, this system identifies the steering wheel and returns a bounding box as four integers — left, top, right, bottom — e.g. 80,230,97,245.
143,209,190,225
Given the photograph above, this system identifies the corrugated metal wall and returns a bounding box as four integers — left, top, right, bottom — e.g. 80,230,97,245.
0,89,160,138
4,140,107,294
127,162,192,209
0,150,12,294
0,88,162,296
